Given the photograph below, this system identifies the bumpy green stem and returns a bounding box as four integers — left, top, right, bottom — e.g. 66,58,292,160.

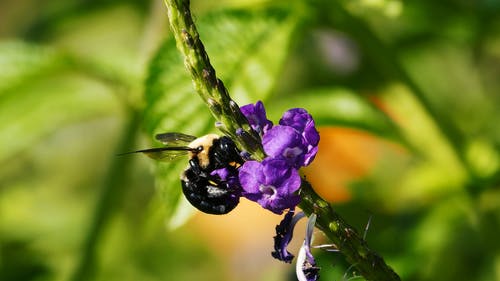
299,181,401,281
163,0,401,280
163,0,265,160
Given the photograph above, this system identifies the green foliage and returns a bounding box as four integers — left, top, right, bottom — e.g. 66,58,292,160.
1,0,500,280
0,42,120,163
267,87,402,140
0,41,66,93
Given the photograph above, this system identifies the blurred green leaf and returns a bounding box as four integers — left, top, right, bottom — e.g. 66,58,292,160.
409,195,486,280
144,7,297,224
268,87,401,140
400,43,493,136
0,41,68,93
49,5,145,83
0,239,52,281
0,67,121,163
204,8,298,104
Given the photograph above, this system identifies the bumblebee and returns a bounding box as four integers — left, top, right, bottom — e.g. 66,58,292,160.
130,133,244,215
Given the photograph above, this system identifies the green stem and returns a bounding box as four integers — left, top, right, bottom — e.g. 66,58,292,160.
163,0,265,160
163,1,401,280
70,110,141,281
299,181,401,281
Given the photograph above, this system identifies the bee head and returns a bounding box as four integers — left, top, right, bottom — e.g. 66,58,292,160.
187,134,220,168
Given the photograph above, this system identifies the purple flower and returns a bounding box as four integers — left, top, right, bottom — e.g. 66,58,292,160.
238,158,301,214
262,125,308,168
272,209,306,263
280,108,319,143
209,168,242,210
240,101,273,135
210,168,240,192
279,108,320,166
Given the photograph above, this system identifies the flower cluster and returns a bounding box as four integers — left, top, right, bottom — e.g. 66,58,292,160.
239,102,321,280
239,101,320,214
220,101,320,280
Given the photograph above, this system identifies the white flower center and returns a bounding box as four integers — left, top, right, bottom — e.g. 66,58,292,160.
259,184,277,197
283,147,303,159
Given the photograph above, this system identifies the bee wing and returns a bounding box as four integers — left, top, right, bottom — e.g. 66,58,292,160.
155,132,197,146
119,133,198,161
119,147,194,162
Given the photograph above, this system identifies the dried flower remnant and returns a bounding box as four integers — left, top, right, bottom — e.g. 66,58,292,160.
239,101,320,213
296,214,320,281
271,208,306,263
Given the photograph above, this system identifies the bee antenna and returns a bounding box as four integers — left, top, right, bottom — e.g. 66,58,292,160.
117,146,198,156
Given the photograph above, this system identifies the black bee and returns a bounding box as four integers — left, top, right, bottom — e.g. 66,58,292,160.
129,133,244,215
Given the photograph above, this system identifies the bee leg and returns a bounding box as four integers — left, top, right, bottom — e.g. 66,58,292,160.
187,158,208,179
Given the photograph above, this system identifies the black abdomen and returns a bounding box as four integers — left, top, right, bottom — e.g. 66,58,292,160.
181,172,239,215
181,136,243,215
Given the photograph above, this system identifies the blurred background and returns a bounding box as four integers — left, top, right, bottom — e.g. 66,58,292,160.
1,0,500,280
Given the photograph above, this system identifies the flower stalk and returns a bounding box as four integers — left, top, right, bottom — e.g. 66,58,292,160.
163,0,264,160
299,180,401,281
162,0,401,280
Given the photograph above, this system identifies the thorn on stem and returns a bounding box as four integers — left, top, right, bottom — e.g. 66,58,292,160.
363,214,373,241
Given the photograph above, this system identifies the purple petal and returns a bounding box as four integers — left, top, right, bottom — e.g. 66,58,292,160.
239,161,263,194
263,126,306,168
240,101,273,135
304,121,320,147
261,159,291,185
279,108,310,132
209,167,242,199
303,145,319,167
271,209,306,263
210,168,230,179
261,160,301,213
280,108,319,147
274,167,301,195
278,108,320,167
271,193,302,214
255,191,299,215
238,159,302,214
